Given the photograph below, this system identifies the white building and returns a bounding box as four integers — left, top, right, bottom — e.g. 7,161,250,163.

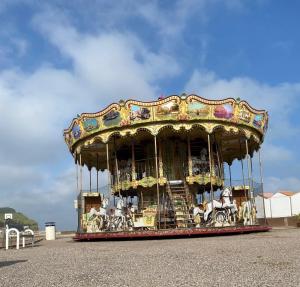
255,191,300,218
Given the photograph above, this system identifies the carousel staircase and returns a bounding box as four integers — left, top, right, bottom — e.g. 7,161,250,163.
167,182,191,228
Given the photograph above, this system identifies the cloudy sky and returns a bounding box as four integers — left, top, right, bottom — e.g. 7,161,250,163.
1,0,300,230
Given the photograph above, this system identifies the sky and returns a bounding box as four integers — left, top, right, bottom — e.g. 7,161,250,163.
1,0,300,230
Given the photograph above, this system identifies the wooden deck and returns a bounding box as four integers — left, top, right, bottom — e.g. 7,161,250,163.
74,225,271,241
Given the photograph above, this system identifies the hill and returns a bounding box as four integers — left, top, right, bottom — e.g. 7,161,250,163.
0,207,39,230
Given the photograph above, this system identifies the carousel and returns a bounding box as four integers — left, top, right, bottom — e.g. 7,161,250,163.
63,94,271,240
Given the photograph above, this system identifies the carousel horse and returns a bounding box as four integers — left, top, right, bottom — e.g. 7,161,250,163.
125,203,135,231
87,208,102,232
111,198,126,230
203,200,223,223
203,187,238,225
87,198,110,231
220,187,238,224
238,201,256,225
98,198,110,230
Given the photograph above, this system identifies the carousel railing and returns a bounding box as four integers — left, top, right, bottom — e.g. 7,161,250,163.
111,157,160,192
135,157,156,180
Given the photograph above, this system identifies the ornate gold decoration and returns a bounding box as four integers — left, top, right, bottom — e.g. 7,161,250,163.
138,176,157,188
186,175,223,186
64,95,267,148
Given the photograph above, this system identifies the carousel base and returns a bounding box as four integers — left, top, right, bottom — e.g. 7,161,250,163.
73,225,271,241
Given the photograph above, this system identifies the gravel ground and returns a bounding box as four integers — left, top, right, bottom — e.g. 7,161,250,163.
0,229,299,287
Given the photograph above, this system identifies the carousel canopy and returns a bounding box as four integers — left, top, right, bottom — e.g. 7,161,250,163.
63,94,268,169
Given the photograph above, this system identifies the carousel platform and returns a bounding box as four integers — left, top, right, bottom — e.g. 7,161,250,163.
73,225,271,241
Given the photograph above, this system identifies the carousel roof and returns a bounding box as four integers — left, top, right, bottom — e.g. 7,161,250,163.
64,94,268,153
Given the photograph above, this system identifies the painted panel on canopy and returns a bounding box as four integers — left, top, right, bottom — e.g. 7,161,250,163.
72,124,82,139
155,99,180,120
102,108,121,127
64,132,73,146
238,106,251,124
82,118,99,132
253,114,264,129
129,104,152,123
187,98,210,118
214,103,234,119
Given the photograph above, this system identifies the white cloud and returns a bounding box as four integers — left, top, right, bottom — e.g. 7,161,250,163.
262,144,293,163
185,69,300,139
32,8,181,98
264,176,300,193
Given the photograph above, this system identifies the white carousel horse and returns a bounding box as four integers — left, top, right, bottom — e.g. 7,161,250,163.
99,198,109,218
220,187,238,224
111,198,126,230
87,208,101,232
98,198,110,230
87,198,110,231
203,188,238,225
203,200,223,223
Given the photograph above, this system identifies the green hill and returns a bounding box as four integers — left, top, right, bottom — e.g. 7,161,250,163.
0,207,39,230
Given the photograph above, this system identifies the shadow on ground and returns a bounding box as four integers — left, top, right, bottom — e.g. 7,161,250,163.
0,260,27,268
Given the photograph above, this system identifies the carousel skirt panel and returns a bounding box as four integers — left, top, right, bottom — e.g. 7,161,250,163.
73,225,271,241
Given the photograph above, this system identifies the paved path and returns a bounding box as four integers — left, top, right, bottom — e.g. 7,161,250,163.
1,229,299,287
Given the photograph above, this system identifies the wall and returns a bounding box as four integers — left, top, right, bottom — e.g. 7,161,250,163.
291,193,300,216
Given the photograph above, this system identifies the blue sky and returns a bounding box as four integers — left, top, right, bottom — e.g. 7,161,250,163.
1,0,300,230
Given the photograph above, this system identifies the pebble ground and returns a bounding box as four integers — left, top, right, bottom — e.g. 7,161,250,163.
0,229,299,287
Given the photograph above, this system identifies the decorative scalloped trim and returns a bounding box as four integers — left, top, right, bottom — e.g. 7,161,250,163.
64,94,268,152
64,94,268,133
73,122,261,153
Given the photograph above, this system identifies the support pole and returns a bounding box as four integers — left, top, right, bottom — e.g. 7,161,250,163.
154,135,160,229
214,134,222,182
208,134,215,224
141,190,144,209
79,154,84,231
158,140,164,178
76,154,79,194
245,139,253,205
132,141,136,182
106,143,111,197
258,149,267,225
80,154,83,194
188,135,192,177
114,137,120,196
96,153,99,193
219,141,225,181
75,154,80,233
89,168,92,193
239,138,247,201
229,164,232,188
250,154,255,208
